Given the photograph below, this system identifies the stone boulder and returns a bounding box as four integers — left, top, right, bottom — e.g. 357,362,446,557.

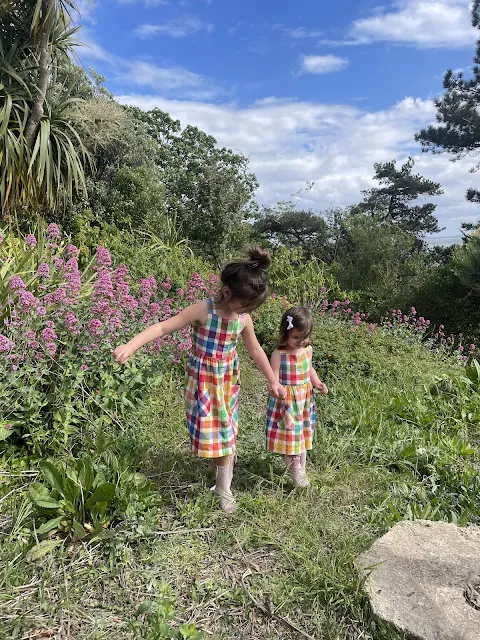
357,520,480,640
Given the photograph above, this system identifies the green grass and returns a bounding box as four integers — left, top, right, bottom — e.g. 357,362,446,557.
1,319,480,639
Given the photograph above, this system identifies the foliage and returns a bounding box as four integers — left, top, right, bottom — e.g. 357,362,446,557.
268,246,345,309
416,1,480,204
0,224,213,454
253,200,331,260
353,157,443,236
126,107,258,262
29,451,158,542
130,586,203,640
333,213,430,315
0,0,90,214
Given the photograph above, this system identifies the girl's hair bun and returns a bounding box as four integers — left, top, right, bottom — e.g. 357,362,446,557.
247,246,271,270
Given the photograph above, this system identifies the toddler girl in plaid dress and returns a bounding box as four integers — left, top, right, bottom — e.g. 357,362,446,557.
266,307,328,487
114,247,285,513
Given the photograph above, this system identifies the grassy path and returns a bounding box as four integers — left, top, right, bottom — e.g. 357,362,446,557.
3,325,480,639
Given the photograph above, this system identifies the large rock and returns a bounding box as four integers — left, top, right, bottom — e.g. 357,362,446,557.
357,520,480,640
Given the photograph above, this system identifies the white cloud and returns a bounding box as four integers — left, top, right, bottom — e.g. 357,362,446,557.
114,93,478,237
299,55,349,74
79,32,221,99
273,25,323,38
328,0,477,48
135,17,213,38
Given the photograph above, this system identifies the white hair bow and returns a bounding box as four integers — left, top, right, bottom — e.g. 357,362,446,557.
286,315,294,330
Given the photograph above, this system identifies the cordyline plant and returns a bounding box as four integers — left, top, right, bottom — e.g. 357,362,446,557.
0,224,218,455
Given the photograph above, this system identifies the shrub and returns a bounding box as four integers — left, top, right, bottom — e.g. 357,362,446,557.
29,452,158,542
269,246,346,309
0,225,214,455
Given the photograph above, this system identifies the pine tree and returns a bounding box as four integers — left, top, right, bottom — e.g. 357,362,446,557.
416,0,480,203
355,157,443,237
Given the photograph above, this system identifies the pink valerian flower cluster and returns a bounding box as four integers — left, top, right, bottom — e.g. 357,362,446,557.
25,234,37,249
206,273,220,297
64,258,81,299
186,273,207,302
96,246,112,269
0,335,15,352
67,244,79,259
138,276,157,308
37,263,50,278
9,276,26,291
41,321,57,357
47,223,61,239
65,312,81,336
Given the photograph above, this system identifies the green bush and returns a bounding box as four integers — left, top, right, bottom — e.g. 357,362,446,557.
29,452,158,542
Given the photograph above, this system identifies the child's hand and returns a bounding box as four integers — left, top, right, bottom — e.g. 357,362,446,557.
113,344,135,365
269,382,287,399
315,381,328,395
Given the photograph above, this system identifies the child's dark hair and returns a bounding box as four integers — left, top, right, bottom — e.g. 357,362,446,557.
215,246,271,310
278,306,314,348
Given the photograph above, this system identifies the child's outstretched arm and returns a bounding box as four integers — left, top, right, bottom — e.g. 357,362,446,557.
309,349,328,395
113,300,207,365
242,316,286,399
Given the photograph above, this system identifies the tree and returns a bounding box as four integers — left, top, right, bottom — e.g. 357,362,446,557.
253,206,330,260
0,0,89,214
334,213,430,314
354,157,443,237
416,0,480,204
126,107,258,262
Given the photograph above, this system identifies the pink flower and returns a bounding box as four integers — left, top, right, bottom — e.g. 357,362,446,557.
25,234,37,249
9,276,26,291
96,246,112,268
67,244,79,259
18,290,41,313
410,307,417,315
368,323,376,332
54,258,64,270
37,306,46,318
162,278,172,291
470,344,476,352
0,233,3,244
88,319,104,337
64,258,81,296
4,423,11,430
41,326,57,343
37,263,50,278
44,287,67,305
47,223,61,239
80,364,88,372
65,312,80,335
0,335,15,352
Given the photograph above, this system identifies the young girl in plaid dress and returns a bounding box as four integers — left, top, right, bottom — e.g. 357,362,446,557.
266,307,328,487
113,247,285,513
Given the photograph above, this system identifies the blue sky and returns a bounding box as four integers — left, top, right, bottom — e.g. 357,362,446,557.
77,0,479,241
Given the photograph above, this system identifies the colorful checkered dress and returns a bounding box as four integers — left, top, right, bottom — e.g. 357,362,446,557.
185,299,245,459
266,347,316,456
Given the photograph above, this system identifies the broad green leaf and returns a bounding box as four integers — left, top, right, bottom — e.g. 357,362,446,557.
0,425,13,441
37,516,64,535
39,461,64,496
77,455,94,494
29,483,61,509
85,482,115,508
72,521,86,539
